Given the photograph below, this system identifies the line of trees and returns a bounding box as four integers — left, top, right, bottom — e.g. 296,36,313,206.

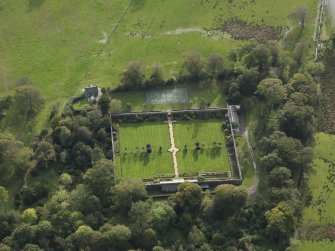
118,51,225,91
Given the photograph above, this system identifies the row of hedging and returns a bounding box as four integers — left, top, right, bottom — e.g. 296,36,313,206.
111,109,227,123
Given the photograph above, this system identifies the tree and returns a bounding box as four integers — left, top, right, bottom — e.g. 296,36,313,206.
172,182,203,214
236,67,260,96
98,94,110,115
150,202,176,234
269,167,293,188
74,126,94,146
0,186,9,203
212,184,247,220
34,141,56,167
188,226,207,248
15,85,45,119
206,54,224,78
150,62,165,86
182,51,205,80
11,224,35,249
120,60,146,89
59,173,73,188
84,159,114,205
102,225,131,250
255,78,287,108
265,201,296,241
21,208,37,225
279,97,315,142
289,6,309,31
306,61,325,79
260,152,283,171
71,142,93,170
112,180,147,211
245,44,271,73
143,228,157,250
109,99,122,113
0,132,32,182
287,73,319,106
293,42,309,66
67,225,93,250
57,126,72,147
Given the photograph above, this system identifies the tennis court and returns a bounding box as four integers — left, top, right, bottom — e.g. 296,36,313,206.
145,88,188,105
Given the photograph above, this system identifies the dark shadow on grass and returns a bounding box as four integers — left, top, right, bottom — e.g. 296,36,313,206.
210,148,221,159
192,150,199,161
27,0,45,12
140,152,150,166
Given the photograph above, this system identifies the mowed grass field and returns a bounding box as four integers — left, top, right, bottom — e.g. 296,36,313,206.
116,122,173,179
0,0,317,143
302,133,335,228
173,120,230,174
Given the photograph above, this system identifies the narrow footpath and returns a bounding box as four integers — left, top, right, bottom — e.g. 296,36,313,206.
167,116,180,178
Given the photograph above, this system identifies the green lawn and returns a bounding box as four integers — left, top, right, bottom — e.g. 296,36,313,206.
302,133,335,228
173,120,230,174
0,0,317,143
237,136,255,188
290,240,335,251
113,82,226,112
116,122,173,179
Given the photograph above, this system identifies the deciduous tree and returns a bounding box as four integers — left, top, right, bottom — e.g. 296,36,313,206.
182,51,205,80
120,61,146,89
15,85,45,119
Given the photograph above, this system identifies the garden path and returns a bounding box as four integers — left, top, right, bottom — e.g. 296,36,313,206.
167,117,180,177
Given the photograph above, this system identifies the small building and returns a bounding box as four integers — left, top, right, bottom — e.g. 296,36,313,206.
227,105,240,130
84,84,99,101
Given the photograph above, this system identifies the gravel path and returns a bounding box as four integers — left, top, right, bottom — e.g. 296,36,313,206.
167,117,180,178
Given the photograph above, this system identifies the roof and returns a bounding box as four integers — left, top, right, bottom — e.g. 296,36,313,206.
84,84,99,98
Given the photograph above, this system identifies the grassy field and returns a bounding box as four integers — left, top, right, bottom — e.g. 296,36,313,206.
113,82,226,112
115,122,173,179
236,136,255,187
87,0,318,85
173,120,230,174
0,0,317,143
291,240,335,251
302,133,335,228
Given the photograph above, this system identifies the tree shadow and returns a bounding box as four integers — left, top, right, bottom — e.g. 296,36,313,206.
139,152,150,166
27,0,45,12
192,150,199,161
210,148,221,159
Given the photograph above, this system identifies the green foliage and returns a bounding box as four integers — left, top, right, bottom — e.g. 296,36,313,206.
173,182,203,214
34,141,56,167
83,159,114,205
212,184,247,220
150,62,165,86
0,132,32,182
0,186,9,203
101,225,131,250
112,180,147,212
150,202,176,234
59,173,73,188
14,85,45,119
182,51,205,80
256,78,287,107
21,208,38,225
206,54,224,78
265,201,296,242
120,61,146,89
98,94,110,115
